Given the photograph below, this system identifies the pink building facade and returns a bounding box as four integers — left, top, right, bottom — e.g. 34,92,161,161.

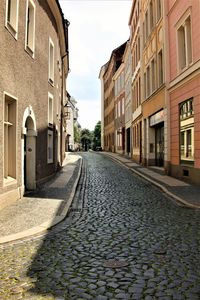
167,0,200,184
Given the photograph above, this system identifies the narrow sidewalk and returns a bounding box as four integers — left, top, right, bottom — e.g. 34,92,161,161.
0,153,82,244
101,151,200,209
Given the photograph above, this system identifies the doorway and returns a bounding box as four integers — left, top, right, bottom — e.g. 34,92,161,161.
24,116,36,191
155,123,164,167
126,127,130,155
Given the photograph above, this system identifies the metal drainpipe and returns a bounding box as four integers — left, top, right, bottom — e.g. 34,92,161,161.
60,19,70,167
60,53,68,167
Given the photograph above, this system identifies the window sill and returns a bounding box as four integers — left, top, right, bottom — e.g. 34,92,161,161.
4,176,17,186
48,79,54,87
5,22,17,40
47,160,53,164
25,45,35,59
180,159,194,166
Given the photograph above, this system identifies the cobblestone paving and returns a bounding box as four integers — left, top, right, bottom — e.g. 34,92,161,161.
0,152,200,300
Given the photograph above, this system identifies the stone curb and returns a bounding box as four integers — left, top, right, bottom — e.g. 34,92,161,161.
0,155,83,245
101,153,200,210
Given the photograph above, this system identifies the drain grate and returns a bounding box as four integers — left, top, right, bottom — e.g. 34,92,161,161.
103,259,129,268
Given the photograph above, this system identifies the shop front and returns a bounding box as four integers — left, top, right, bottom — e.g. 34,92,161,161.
149,109,165,167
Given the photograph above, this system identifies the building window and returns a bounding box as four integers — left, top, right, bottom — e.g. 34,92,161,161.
180,99,194,162
177,16,192,71
47,130,53,164
157,0,162,22
145,11,149,41
118,101,121,117
5,0,19,37
4,93,17,180
149,0,154,32
48,93,53,125
143,22,145,46
151,58,155,92
122,98,125,115
147,65,150,96
138,77,141,106
144,72,147,99
158,49,163,86
49,38,54,84
25,0,35,56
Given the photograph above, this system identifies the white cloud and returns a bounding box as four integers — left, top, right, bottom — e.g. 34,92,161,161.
77,99,101,130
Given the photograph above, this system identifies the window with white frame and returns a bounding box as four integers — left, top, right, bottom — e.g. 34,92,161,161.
177,15,192,71
48,93,53,125
4,93,17,180
180,99,194,162
49,38,54,84
5,0,19,37
158,49,163,86
47,130,53,163
25,0,35,56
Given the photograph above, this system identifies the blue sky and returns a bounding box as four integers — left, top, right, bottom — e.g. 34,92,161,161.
59,0,132,130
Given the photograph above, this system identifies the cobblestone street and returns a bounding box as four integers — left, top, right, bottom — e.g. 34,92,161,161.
0,152,200,300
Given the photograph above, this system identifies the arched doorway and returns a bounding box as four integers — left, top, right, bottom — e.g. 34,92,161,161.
22,106,37,192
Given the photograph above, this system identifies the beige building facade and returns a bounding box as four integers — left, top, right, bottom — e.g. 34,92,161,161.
124,41,132,157
113,62,125,154
129,0,142,163
141,0,168,168
0,0,69,209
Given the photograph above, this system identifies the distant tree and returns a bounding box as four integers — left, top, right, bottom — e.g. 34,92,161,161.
74,124,80,144
93,121,101,150
80,128,92,151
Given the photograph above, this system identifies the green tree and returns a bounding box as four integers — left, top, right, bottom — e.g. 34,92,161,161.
93,121,101,150
80,128,92,151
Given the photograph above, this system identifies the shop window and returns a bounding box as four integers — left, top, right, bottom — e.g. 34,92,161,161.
4,93,17,180
6,0,19,37
180,99,194,162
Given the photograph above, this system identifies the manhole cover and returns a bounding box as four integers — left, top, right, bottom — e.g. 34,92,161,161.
103,259,129,268
154,249,167,255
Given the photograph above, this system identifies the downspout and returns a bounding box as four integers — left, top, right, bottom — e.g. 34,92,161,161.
60,18,70,166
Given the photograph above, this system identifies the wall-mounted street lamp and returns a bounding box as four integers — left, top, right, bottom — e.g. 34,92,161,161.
63,103,71,120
